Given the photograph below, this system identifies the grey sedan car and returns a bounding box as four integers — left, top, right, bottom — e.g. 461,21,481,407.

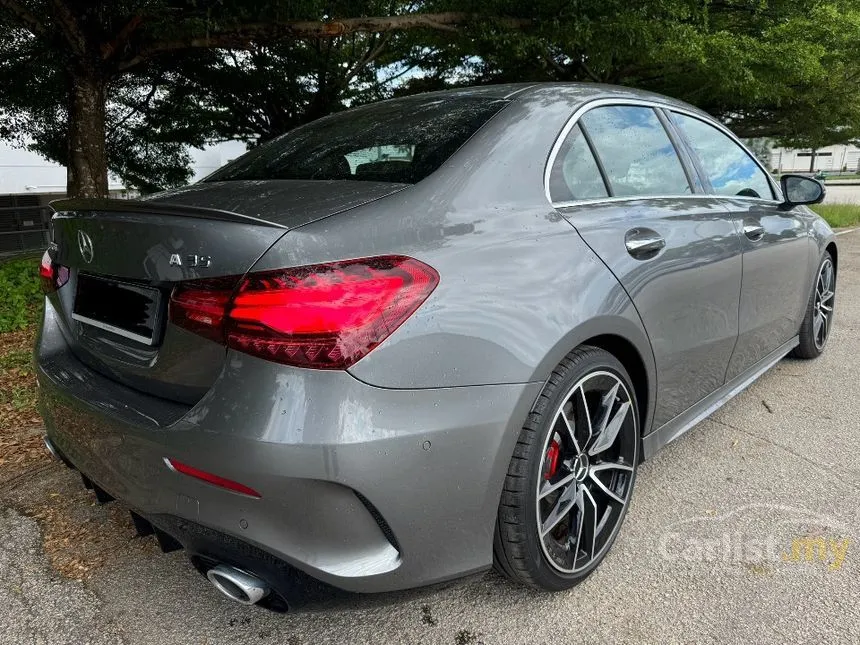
36,83,836,610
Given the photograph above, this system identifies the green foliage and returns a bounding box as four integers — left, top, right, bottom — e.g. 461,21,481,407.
2,1,860,193
0,1,434,192
0,17,197,193
0,258,42,333
442,0,860,143
810,204,860,229
124,0,860,154
0,347,34,411
0,348,31,371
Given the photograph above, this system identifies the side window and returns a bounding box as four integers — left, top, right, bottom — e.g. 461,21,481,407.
672,113,774,199
580,106,691,197
548,124,608,202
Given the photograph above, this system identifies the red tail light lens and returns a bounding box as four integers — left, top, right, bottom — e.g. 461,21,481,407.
39,250,69,294
169,255,438,369
169,276,236,343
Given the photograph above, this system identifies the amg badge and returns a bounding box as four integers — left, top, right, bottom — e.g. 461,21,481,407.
169,253,212,268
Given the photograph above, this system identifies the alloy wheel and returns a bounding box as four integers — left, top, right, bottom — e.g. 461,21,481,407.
813,257,835,350
535,370,638,573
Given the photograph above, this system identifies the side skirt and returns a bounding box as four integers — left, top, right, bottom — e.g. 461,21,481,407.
643,336,799,459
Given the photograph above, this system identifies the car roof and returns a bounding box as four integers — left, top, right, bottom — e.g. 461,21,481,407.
389,82,711,120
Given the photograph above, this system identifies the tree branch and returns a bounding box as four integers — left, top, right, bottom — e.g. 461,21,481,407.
341,31,392,87
579,58,602,83
109,72,162,134
376,53,435,87
119,13,530,71
0,0,47,36
101,15,144,60
50,0,88,57
542,52,568,77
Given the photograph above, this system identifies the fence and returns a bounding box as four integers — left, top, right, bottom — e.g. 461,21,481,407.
0,194,52,255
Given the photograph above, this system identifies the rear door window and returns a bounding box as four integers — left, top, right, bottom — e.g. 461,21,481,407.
580,106,691,197
205,97,509,185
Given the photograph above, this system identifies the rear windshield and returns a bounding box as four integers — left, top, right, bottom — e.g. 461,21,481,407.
204,96,509,184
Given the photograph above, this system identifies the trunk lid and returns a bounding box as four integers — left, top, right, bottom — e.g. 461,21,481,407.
143,179,407,228
48,180,404,404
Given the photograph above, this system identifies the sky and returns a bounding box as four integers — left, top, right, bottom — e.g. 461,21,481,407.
0,139,248,194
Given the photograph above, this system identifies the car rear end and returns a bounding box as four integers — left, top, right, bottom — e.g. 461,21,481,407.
34,89,548,608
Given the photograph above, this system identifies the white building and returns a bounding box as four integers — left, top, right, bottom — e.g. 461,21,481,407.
0,139,249,254
0,139,248,196
770,143,860,174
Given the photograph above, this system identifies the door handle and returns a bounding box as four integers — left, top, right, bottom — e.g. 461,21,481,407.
743,223,765,241
625,229,666,258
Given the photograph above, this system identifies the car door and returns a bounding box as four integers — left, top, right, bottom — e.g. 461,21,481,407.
668,111,816,380
549,103,743,429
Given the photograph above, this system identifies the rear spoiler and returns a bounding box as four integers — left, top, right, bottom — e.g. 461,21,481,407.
49,198,286,229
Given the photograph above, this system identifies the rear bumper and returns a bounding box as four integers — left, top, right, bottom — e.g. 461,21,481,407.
36,301,541,593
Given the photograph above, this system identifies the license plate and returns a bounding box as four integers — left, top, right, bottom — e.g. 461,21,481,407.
72,274,163,345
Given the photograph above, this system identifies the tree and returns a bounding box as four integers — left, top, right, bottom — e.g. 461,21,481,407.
0,44,199,193
164,0,860,162
458,1,860,137
742,137,774,171
4,1,860,197
152,29,435,148
0,1,526,197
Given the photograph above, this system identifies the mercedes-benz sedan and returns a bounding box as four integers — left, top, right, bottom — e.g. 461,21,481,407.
36,83,836,610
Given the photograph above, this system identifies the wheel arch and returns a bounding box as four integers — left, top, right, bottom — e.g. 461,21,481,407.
826,241,838,274
529,316,657,439
583,334,650,444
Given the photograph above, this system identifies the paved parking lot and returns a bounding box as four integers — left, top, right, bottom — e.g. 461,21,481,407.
1,232,858,645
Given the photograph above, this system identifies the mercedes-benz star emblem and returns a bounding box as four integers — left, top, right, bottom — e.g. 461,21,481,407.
573,453,589,483
77,230,94,263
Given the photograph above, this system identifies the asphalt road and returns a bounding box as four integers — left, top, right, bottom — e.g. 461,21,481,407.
2,232,859,645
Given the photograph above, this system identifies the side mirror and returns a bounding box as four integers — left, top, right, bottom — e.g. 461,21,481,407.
780,174,825,210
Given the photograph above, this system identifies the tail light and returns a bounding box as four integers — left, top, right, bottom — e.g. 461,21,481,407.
170,255,439,369
169,277,234,344
39,250,69,294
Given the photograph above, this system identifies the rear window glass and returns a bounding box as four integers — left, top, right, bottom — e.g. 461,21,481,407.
205,97,509,185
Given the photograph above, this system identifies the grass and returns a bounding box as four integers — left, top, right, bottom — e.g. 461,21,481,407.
0,256,44,471
0,348,35,411
810,203,860,229
0,348,31,371
822,174,860,181
0,256,42,333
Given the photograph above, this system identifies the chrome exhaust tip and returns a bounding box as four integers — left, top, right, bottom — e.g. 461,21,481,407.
206,564,270,605
43,436,61,461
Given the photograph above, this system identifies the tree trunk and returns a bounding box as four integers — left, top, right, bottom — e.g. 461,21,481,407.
67,69,108,198
809,149,817,173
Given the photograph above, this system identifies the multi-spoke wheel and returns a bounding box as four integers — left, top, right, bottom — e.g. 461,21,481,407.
494,346,639,590
794,252,836,359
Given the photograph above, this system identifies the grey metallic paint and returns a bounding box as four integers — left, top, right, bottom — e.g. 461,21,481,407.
721,198,816,380
38,302,543,591
559,196,742,428
36,83,836,595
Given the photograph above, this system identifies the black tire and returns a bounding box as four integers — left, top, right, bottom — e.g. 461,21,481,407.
793,251,836,360
494,345,639,591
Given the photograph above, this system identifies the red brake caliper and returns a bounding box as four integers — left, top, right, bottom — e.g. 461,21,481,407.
544,439,561,480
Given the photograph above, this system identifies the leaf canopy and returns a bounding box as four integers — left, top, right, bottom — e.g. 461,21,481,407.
1,0,859,194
